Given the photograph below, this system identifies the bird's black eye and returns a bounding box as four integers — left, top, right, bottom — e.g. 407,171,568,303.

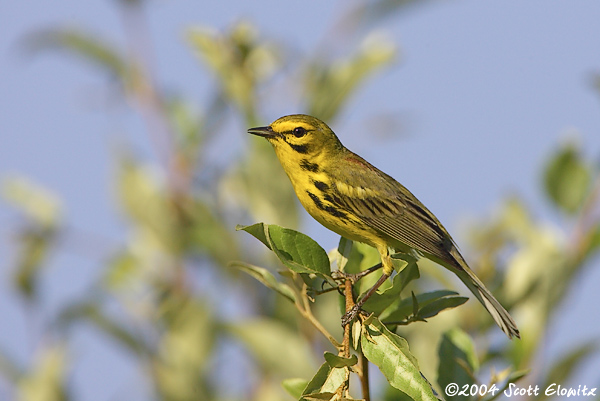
293,127,307,138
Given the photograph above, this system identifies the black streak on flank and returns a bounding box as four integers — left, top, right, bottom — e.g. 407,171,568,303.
307,191,348,220
300,159,320,173
313,180,329,192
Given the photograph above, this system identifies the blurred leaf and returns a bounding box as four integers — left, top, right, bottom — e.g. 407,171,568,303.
228,318,317,378
543,142,591,214
305,32,396,122
361,317,438,401
188,21,279,120
184,197,240,265
230,261,297,302
282,378,309,399
103,251,139,290
58,303,151,356
437,329,478,401
13,227,55,300
154,297,215,401
486,369,529,401
3,177,62,299
237,223,331,278
300,361,347,401
3,177,62,227
117,158,177,252
25,28,135,88
541,341,598,392
17,346,69,401
323,352,358,368
343,0,429,30
581,222,600,263
225,137,300,229
0,347,22,383
166,97,205,155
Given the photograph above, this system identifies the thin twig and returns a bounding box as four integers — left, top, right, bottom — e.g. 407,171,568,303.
295,282,342,349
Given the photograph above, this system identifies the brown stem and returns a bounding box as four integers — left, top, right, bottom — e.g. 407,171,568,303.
360,352,371,401
343,278,354,358
337,278,355,399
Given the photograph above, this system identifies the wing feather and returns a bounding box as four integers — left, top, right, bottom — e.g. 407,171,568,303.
329,154,461,269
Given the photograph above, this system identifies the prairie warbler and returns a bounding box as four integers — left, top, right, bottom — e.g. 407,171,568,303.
248,114,519,339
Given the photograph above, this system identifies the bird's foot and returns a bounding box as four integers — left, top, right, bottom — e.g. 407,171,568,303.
341,304,369,326
331,270,361,284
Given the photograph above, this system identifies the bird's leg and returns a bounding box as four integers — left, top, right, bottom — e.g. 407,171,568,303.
341,272,389,326
341,249,393,326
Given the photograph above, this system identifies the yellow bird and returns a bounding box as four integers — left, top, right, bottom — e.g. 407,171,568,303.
248,114,519,339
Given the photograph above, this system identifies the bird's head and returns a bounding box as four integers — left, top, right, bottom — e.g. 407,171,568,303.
248,115,344,165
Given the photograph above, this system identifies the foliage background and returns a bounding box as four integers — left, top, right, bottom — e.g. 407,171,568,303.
1,0,600,400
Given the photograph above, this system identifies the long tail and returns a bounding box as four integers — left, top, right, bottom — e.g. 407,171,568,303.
454,265,520,339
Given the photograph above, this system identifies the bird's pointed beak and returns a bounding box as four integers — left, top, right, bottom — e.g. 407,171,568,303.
248,125,276,138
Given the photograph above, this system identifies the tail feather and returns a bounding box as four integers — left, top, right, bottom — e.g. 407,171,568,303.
455,266,520,339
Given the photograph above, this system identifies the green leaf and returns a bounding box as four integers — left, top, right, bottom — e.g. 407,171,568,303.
543,142,591,214
437,328,479,401
417,296,468,320
323,352,358,368
301,362,347,401
384,290,461,323
230,261,297,303
237,223,331,278
361,317,438,401
282,378,309,400
335,237,354,272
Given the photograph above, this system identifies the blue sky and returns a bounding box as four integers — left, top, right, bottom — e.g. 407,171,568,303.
2,0,600,399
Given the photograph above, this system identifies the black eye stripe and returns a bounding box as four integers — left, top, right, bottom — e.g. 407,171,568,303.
288,142,308,154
